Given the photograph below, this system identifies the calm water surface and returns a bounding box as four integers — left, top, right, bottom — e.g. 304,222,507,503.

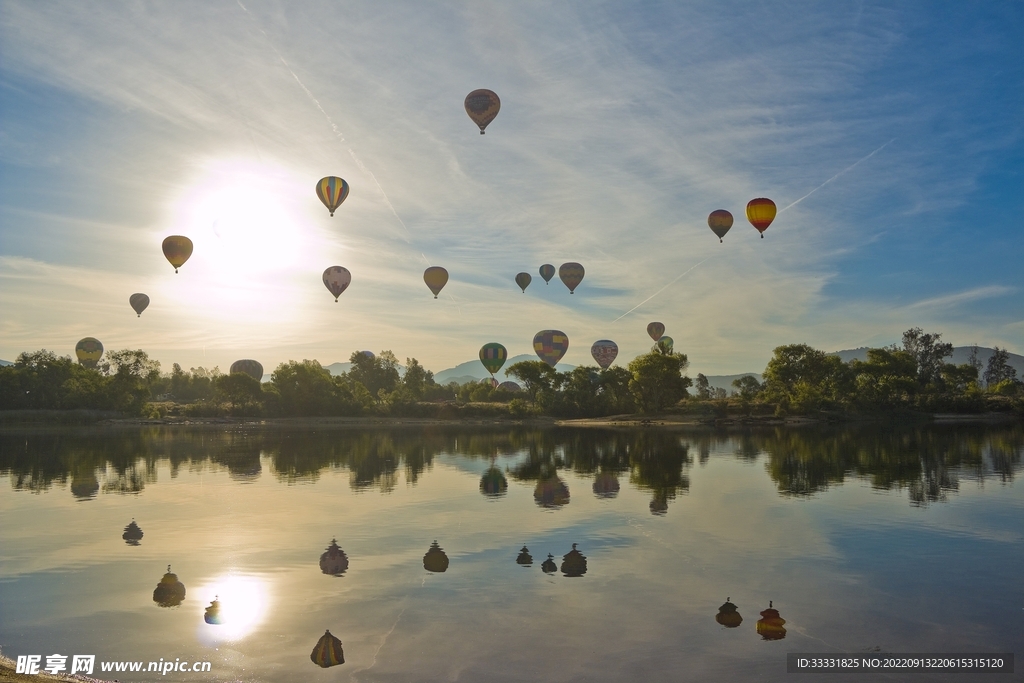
1,424,1021,682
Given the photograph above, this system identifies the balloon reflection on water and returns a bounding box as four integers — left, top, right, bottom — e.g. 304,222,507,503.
197,574,270,642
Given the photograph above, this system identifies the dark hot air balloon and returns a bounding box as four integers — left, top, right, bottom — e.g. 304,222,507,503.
152,565,186,607
322,266,352,301
316,176,350,217
708,210,733,243
423,267,449,298
647,322,665,341
122,519,144,545
715,598,743,628
423,541,449,572
129,293,150,317
498,380,521,392
230,359,263,381
464,89,500,134
162,236,193,273
560,543,587,577
515,272,532,292
516,546,533,566
558,262,585,294
746,198,776,238
319,539,349,576
533,330,568,367
539,264,555,284
591,340,618,369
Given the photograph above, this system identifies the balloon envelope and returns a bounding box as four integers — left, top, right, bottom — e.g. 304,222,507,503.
310,630,345,667
708,210,733,242
75,337,103,369
464,89,500,134
423,266,449,298
539,264,555,283
129,293,150,317
479,343,507,376
558,262,585,294
515,272,532,293
533,330,568,366
162,236,193,273
230,359,263,381
654,335,674,354
322,266,352,301
316,176,350,217
591,340,618,369
498,380,521,392
647,322,665,341
746,198,776,237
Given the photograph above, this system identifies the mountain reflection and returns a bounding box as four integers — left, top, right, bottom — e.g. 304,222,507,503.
1,424,1020,506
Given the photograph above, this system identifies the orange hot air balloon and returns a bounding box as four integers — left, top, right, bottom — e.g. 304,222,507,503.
464,89,500,134
647,322,665,341
746,198,776,238
756,601,787,640
708,210,733,243
423,266,449,298
162,236,193,273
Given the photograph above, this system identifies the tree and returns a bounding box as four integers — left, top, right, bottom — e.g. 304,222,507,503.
850,347,918,407
401,358,434,399
627,351,691,413
901,327,953,387
215,373,263,415
983,347,1017,388
348,350,401,402
104,349,161,414
694,373,712,400
271,360,343,416
762,344,852,412
731,375,763,400
505,361,559,404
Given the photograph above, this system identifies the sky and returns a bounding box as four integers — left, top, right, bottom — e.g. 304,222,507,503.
0,1,1021,376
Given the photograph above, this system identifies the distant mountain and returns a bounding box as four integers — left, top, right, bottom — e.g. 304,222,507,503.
324,361,407,377
703,373,761,394
831,346,1023,377
0,359,12,367
434,354,576,385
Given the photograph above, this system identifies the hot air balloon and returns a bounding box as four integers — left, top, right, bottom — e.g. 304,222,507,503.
498,381,521,392
591,340,618,369
653,335,674,354
715,598,743,628
423,266,449,298
162,236,193,273
75,337,103,369
515,272,532,293
360,350,375,359
539,264,555,284
152,565,186,607
708,210,733,243
533,330,568,367
479,343,507,376
464,89,500,134
746,198,776,238
423,541,449,573
322,266,352,302
558,262,585,294
316,176,350,217
204,597,223,625
756,601,787,640
129,293,150,317
230,359,263,381
310,630,345,668
646,322,665,341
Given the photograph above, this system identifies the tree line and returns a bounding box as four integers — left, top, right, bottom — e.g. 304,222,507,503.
0,327,1020,418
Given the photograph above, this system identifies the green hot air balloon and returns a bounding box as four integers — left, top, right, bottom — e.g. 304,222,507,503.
515,272,532,293
479,343,507,377
539,264,555,284
653,335,674,354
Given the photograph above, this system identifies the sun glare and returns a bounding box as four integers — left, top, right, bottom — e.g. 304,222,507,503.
196,573,270,643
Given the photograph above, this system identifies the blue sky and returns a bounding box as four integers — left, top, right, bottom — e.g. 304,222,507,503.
0,1,1021,375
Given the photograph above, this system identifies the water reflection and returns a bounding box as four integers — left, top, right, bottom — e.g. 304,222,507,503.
152,565,185,607
203,597,222,624
310,630,345,668
319,538,349,576
1,424,1021,507
516,546,533,566
198,574,269,641
423,541,449,573
560,544,587,577
121,518,143,545
755,601,786,641
540,553,557,574
715,598,742,628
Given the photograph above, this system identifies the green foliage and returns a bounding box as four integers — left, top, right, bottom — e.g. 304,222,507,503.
984,347,1017,388
270,360,364,416
731,375,763,400
215,373,263,416
348,350,401,401
902,327,954,388
763,344,852,411
505,361,560,404
627,351,691,413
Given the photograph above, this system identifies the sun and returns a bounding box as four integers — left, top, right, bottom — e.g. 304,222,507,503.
197,573,271,643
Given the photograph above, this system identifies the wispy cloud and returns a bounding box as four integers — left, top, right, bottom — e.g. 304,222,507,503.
905,286,1015,311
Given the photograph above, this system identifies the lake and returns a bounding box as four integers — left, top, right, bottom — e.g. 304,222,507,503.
1,423,1021,682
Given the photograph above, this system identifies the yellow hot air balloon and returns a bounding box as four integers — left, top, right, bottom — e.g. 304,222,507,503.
75,337,103,369
162,236,193,273
746,198,776,238
310,630,345,667
464,89,500,134
423,266,449,298
316,177,350,217
559,262,585,294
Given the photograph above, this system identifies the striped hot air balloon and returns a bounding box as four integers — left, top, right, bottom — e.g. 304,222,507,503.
230,359,263,381
533,330,568,366
310,630,345,667
746,198,776,238
316,177,350,217
559,262,585,294
539,264,555,284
